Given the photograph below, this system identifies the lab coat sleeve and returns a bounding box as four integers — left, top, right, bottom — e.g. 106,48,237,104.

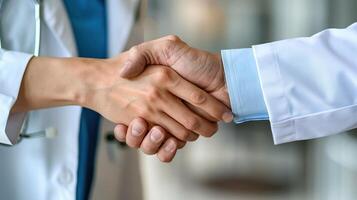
0,49,33,145
252,22,357,144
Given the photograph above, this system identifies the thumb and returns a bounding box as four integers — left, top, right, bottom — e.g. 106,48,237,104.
120,35,183,78
119,46,148,78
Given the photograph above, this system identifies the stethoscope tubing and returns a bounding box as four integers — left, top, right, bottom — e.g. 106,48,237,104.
0,0,48,144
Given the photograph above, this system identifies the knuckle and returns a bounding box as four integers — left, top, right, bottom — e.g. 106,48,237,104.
177,141,186,149
127,45,147,67
179,129,191,141
190,91,207,105
132,117,146,126
161,35,187,64
137,105,154,118
190,133,199,141
162,40,176,51
153,126,166,135
212,123,219,134
161,40,178,62
129,45,140,55
184,117,200,131
204,123,218,138
206,131,216,138
145,87,161,101
166,35,181,42
154,67,175,84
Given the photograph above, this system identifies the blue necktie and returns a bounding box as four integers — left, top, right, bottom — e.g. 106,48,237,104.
62,0,107,199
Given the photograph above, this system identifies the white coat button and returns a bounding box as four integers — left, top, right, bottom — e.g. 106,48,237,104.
57,168,74,185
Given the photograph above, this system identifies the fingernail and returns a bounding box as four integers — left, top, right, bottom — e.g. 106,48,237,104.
222,112,234,123
165,140,176,153
187,133,198,141
131,123,144,137
114,126,126,140
150,128,164,143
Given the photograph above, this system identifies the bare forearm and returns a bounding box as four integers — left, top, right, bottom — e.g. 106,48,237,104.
11,56,120,113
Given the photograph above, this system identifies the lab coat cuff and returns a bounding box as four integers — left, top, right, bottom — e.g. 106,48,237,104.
252,43,295,144
221,49,269,123
0,50,33,145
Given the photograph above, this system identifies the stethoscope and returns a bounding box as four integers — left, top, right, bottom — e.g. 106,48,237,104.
0,0,58,144
0,0,127,147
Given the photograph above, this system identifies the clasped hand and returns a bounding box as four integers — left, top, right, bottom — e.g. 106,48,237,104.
86,36,233,162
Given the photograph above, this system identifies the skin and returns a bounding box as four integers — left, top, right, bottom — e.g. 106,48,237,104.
12,50,232,162
116,35,232,162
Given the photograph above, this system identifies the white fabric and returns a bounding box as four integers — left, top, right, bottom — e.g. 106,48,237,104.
253,23,357,144
0,0,140,199
0,50,32,144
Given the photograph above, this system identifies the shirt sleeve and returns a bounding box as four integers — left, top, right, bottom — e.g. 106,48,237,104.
221,48,269,123
0,49,33,145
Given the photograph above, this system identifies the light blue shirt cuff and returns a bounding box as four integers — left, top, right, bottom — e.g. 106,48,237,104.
221,48,269,123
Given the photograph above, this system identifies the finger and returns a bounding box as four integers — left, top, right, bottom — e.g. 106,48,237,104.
147,127,187,149
177,140,186,149
120,45,147,78
114,124,128,142
157,137,178,163
161,92,217,138
132,117,187,149
140,126,166,155
126,117,148,148
136,120,187,148
154,112,197,142
168,74,233,122
184,101,217,122
148,124,186,149
120,35,184,78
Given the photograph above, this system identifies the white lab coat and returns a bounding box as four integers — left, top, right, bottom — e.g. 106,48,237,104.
253,23,357,144
0,0,141,199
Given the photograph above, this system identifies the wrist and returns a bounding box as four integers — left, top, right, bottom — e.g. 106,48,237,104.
12,54,128,113
210,53,230,108
75,54,128,110
13,57,93,112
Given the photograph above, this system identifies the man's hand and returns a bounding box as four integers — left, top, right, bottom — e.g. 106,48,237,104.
14,51,231,163
85,54,231,162
115,36,232,162
120,35,230,107
114,117,186,162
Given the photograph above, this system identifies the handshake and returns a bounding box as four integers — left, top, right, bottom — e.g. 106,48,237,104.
17,24,352,163
86,35,233,162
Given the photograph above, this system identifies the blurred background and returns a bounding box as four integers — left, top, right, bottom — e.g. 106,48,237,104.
94,0,357,199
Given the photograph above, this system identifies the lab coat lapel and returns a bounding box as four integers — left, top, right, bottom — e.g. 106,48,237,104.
42,0,77,56
42,0,140,58
107,0,140,57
